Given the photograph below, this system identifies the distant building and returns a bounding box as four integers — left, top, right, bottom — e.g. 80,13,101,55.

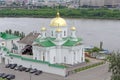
71,0,104,7
0,0,5,5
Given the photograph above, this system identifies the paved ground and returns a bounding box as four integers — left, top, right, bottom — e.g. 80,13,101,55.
66,63,111,80
0,63,111,80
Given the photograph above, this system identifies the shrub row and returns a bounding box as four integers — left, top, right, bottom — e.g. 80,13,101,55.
74,62,105,72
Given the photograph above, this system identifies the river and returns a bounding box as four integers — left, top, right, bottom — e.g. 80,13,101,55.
0,17,120,52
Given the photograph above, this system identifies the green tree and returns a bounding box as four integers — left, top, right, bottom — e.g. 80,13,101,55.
21,32,25,38
8,29,12,34
92,47,100,53
108,52,120,80
5,30,9,34
14,31,17,35
16,31,20,36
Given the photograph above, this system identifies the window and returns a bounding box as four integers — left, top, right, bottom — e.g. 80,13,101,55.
64,56,66,63
53,56,55,62
71,32,73,36
11,57,13,59
74,52,76,61
45,33,46,36
81,57,83,62
51,31,53,36
43,56,45,61
64,31,66,36
11,40,13,44
35,57,37,60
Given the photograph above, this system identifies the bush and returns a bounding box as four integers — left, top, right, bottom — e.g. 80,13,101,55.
85,59,90,63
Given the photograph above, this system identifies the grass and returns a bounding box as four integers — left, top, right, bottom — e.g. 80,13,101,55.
74,62,105,72
0,78,7,80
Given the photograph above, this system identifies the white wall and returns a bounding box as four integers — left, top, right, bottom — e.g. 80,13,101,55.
49,48,56,64
18,43,26,54
6,57,66,76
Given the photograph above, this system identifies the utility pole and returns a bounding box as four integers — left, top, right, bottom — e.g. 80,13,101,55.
29,65,32,80
79,0,80,8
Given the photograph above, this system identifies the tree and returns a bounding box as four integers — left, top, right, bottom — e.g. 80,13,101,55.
8,29,12,34
108,52,120,80
92,47,100,53
14,31,17,36
16,31,20,36
21,32,25,38
5,30,9,34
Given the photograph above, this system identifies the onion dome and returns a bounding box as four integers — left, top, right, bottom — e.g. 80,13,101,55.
56,28,62,32
41,27,46,31
50,12,67,27
71,26,76,31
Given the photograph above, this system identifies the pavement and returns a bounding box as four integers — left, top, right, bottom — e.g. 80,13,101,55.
66,63,111,80
0,63,111,80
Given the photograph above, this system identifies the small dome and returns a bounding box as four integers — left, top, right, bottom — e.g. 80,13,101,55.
50,12,67,27
56,28,62,32
71,26,76,31
41,27,46,31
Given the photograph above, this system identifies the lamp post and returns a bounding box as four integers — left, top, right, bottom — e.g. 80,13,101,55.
29,65,32,80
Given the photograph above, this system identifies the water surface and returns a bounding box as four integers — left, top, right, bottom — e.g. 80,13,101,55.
0,18,120,51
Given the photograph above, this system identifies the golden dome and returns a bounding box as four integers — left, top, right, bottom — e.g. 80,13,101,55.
71,26,76,31
56,28,62,32
50,12,67,27
41,27,46,31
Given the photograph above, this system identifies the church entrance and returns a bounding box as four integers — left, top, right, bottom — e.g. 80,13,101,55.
22,45,33,55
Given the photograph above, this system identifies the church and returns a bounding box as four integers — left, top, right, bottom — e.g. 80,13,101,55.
0,12,85,76
32,12,85,65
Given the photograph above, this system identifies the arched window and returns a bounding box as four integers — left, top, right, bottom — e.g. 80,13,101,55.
81,57,83,62
51,31,53,36
64,56,66,63
74,52,76,61
35,57,37,60
43,56,45,61
45,33,46,36
53,56,55,62
64,31,66,36
11,40,13,44
43,52,45,61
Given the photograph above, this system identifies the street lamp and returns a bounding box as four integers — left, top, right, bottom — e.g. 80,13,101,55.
29,65,32,80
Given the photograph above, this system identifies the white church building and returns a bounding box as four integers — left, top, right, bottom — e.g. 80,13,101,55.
0,12,85,76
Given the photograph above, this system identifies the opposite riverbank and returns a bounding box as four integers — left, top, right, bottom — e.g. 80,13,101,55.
0,8,120,19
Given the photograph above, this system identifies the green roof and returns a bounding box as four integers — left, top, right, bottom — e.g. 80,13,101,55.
35,38,56,47
0,32,20,40
8,52,65,69
39,40,55,47
63,38,82,46
9,53,21,58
